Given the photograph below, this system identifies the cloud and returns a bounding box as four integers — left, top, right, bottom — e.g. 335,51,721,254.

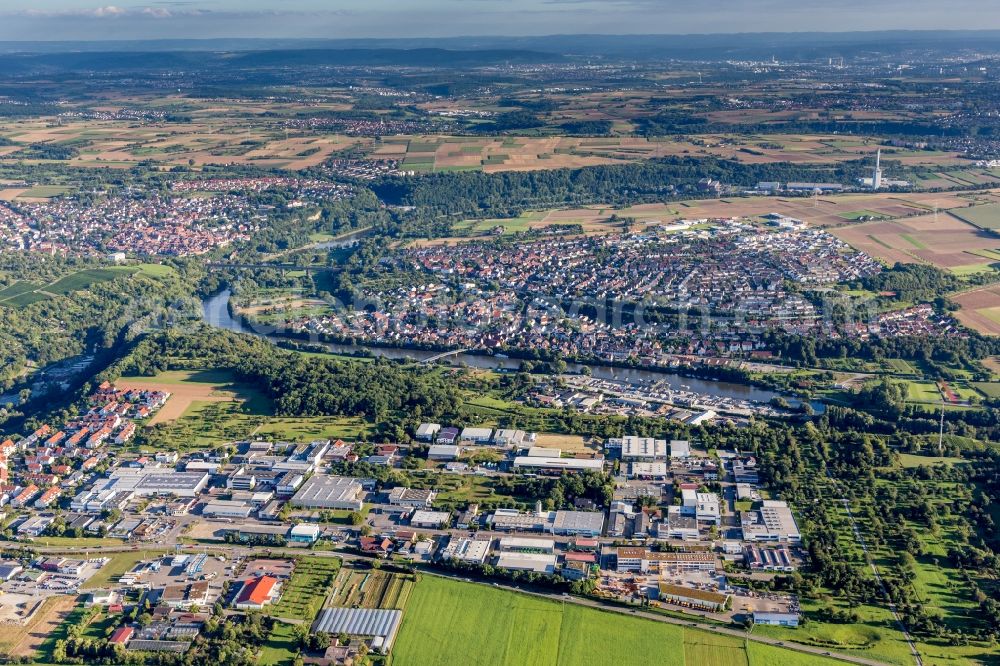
9,5,196,19
92,5,126,17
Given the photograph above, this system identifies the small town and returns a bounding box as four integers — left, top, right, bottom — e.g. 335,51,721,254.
0,178,353,257
276,220,949,369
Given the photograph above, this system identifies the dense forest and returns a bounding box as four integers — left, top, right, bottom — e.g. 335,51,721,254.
0,255,201,393
766,330,1000,378
109,327,466,427
370,157,872,216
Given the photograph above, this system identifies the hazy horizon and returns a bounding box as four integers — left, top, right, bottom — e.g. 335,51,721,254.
2,1,999,42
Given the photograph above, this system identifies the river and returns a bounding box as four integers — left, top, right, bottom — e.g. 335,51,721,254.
311,227,373,249
202,289,799,406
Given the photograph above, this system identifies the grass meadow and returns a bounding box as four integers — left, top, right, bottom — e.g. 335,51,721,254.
391,575,840,666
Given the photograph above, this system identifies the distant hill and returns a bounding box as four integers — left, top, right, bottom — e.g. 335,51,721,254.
0,47,564,75
0,30,999,61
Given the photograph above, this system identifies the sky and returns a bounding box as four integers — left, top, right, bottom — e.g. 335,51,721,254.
0,1,998,41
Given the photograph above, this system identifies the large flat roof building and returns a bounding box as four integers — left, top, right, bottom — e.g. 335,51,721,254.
488,508,552,532
292,475,364,511
201,500,253,519
387,487,436,508
460,427,494,443
658,583,731,612
669,440,691,458
616,548,717,573
551,510,604,537
741,500,801,543
498,536,555,553
621,436,667,461
754,611,800,627
440,538,491,564
415,423,441,441
495,552,558,574
108,470,210,498
629,462,668,479
410,510,451,528
512,456,604,473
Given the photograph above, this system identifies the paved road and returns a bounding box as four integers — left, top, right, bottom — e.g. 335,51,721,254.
26,540,892,665
826,471,923,666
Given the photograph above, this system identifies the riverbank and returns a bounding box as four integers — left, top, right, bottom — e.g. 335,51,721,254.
203,289,816,410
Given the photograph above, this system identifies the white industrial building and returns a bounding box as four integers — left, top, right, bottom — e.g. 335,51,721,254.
695,493,721,525
440,537,491,564
498,536,555,553
621,436,667,461
753,611,800,627
740,500,801,543
201,500,253,519
415,423,441,441
629,462,668,479
109,469,210,497
292,475,364,511
615,548,717,574
512,456,604,473
669,440,691,458
387,487,436,508
460,427,494,443
409,510,451,528
427,444,460,461
658,512,698,541
488,508,552,532
495,551,558,574
493,429,526,447
551,510,604,537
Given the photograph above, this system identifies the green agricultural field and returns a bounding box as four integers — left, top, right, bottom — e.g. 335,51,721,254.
745,642,840,666
885,358,918,375
46,267,138,295
393,575,839,666
681,631,746,666
20,184,70,198
255,415,373,441
453,210,548,236
134,263,177,278
328,568,414,609
162,400,267,448
3,290,49,307
905,381,941,403
949,204,1000,230
971,381,1000,398
900,233,927,250
0,266,139,306
0,280,41,302
897,453,967,468
967,248,1000,262
121,368,243,387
